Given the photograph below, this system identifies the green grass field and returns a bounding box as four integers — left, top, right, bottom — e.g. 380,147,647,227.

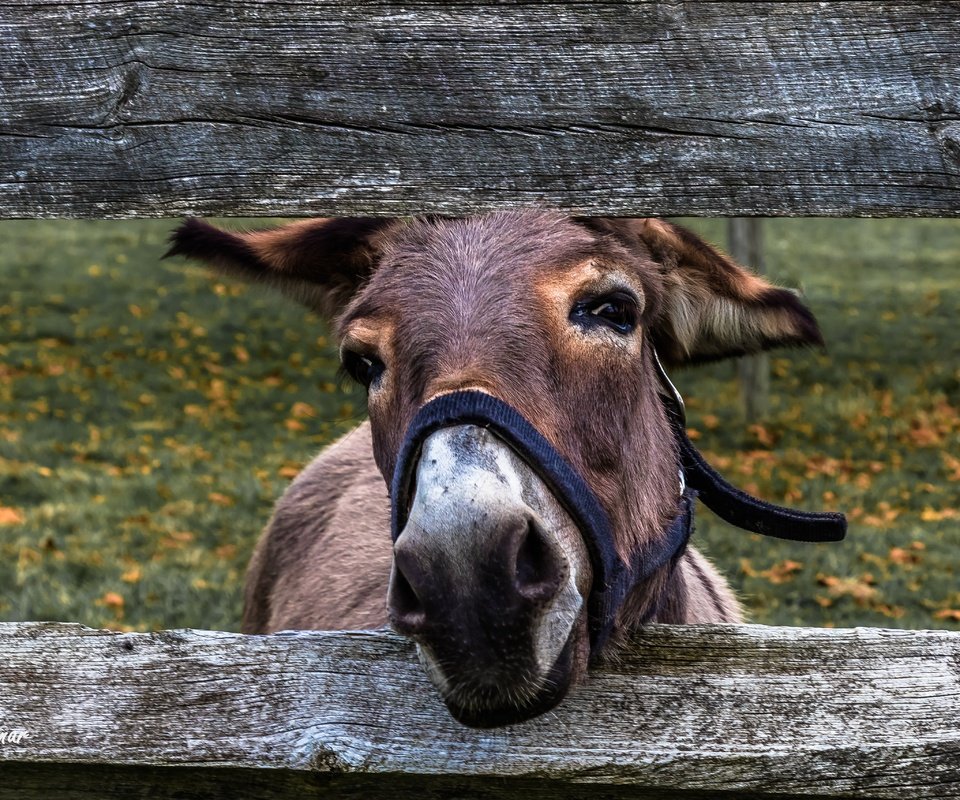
1,218,957,632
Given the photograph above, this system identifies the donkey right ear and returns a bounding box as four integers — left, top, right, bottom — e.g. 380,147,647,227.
165,217,397,319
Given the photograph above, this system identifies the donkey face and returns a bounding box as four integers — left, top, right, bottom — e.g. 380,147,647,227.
169,211,822,726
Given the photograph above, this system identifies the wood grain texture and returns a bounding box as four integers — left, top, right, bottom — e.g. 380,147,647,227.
2,2,959,218
0,622,958,798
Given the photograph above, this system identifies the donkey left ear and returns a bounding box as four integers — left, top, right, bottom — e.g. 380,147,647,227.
165,217,397,320
596,218,824,366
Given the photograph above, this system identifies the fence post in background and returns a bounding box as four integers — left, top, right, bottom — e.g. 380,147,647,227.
729,218,770,421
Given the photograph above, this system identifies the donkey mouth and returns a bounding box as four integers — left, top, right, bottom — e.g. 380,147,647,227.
437,635,575,729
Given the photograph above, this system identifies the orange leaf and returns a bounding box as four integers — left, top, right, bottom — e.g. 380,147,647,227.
102,592,124,609
816,573,878,604
933,609,960,622
760,560,804,584
291,402,315,419
748,424,775,447
943,453,960,482
279,463,303,479
875,604,906,619
920,507,960,522
888,547,920,566
0,507,24,525
121,567,142,583
208,492,233,507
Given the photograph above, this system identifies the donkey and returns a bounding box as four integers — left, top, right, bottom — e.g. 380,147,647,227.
169,211,842,727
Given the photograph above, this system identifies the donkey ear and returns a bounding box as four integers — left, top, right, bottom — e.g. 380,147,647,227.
165,217,396,319
596,218,824,366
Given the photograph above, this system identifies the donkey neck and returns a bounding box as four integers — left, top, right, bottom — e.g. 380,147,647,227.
616,546,690,631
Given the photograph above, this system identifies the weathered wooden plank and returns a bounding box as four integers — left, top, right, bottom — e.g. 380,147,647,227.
1,1,959,218
0,622,958,798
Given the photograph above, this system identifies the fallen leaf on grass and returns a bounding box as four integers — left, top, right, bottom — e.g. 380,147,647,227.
121,567,142,583
740,559,803,584
888,547,922,566
817,574,879,605
874,604,906,619
159,530,196,549
748,424,775,447
933,609,960,622
279,463,304,479
291,402,315,419
0,507,24,525
943,453,960,482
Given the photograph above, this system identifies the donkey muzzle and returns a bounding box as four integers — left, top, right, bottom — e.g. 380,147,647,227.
388,423,591,726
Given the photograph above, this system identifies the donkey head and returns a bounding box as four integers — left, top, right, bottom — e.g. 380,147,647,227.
169,211,823,726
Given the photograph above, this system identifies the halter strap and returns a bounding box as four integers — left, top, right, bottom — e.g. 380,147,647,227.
652,350,847,543
389,389,632,652
390,375,846,656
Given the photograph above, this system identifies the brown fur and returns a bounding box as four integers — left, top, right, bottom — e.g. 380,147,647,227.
171,210,820,679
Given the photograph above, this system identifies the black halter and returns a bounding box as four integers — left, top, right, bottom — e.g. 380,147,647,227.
652,349,847,544
390,360,846,655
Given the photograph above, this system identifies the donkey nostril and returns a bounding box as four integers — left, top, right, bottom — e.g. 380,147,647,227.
514,520,563,601
388,561,427,634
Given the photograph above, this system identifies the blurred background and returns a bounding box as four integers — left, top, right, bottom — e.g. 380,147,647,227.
0,218,957,632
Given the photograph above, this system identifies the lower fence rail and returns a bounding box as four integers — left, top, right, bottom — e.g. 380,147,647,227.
0,622,957,799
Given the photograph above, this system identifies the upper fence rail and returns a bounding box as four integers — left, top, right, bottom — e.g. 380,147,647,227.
2,1,959,218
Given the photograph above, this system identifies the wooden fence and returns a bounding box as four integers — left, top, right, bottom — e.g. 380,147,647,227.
1,622,959,799
1,2,959,798
3,1,959,218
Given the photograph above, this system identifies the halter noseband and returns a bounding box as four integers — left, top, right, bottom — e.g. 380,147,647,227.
390,360,846,655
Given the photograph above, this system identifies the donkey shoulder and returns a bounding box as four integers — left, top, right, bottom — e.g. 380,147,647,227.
242,421,393,633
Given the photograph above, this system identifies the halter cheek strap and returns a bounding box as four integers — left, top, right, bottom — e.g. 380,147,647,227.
651,349,847,543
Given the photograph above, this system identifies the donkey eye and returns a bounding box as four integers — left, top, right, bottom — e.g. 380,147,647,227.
570,292,638,335
341,349,386,389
